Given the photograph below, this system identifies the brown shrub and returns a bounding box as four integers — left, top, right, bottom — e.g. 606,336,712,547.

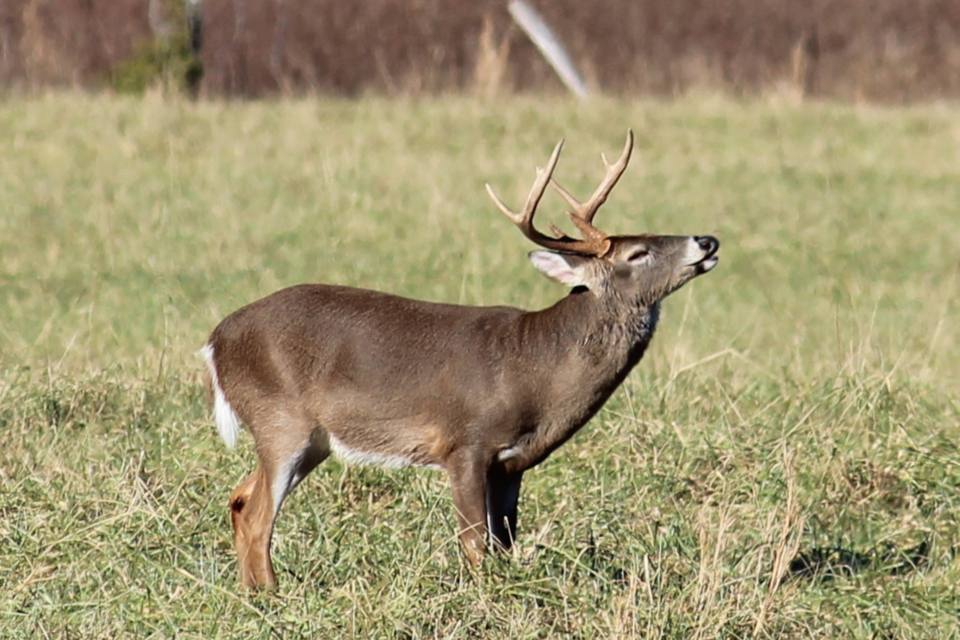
2,0,960,101
196,0,960,101
198,0,517,96
1,0,152,90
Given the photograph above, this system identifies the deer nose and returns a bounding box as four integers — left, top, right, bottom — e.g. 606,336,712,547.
695,236,719,255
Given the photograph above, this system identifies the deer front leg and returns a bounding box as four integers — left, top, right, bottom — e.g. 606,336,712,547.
446,449,490,566
486,465,523,552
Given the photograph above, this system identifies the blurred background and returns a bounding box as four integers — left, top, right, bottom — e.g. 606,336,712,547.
2,0,960,102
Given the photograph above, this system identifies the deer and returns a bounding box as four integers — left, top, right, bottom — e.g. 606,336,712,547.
201,131,720,589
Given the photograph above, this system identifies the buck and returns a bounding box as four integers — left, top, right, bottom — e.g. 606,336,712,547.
202,131,719,588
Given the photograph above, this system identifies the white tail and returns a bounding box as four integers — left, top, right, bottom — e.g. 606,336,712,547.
200,344,241,449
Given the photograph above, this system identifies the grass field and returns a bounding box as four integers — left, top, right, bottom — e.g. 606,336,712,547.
1,92,959,638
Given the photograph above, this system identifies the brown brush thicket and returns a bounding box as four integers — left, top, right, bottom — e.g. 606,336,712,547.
2,0,960,101
198,0,960,101
0,0,151,89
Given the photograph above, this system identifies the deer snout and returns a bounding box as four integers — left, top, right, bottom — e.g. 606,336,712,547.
682,235,720,275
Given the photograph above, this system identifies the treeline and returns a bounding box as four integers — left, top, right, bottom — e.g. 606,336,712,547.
2,0,959,101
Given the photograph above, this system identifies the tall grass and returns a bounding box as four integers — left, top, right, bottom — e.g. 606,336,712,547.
1,92,958,638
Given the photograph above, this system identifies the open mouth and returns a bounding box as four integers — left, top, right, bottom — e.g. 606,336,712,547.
696,254,720,273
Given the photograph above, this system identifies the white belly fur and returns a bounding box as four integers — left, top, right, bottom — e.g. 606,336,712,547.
329,434,442,471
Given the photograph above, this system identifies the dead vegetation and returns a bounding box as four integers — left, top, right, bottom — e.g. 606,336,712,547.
2,0,960,101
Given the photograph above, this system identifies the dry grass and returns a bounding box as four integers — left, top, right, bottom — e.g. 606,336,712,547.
0,93,958,638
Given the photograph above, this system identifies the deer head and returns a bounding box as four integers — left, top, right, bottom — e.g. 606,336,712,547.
487,130,718,309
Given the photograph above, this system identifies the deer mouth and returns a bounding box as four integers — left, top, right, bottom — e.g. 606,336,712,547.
697,256,719,273
693,253,719,274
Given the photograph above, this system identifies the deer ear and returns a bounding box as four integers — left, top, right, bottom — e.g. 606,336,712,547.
528,251,590,287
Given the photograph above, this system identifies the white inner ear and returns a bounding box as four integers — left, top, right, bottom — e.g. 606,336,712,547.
529,251,588,287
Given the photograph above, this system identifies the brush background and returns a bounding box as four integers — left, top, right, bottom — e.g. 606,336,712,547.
3,0,960,101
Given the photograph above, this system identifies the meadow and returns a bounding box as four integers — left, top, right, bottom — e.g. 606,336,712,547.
0,92,958,638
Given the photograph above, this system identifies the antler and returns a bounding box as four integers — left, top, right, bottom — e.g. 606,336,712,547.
485,131,634,257
549,130,634,249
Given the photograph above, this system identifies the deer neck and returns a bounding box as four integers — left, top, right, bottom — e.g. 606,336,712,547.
527,286,660,370
504,288,660,470
516,286,661,419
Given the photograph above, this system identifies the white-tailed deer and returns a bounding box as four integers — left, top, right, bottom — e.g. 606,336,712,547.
202,131,719,588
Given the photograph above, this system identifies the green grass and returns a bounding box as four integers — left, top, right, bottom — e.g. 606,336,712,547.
1,92,959,638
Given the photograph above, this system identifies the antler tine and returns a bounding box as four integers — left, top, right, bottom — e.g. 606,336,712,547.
486,140,609,256
549,130,634,232
485,139,564,226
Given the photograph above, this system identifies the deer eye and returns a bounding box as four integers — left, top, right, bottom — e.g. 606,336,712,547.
627,248,649,262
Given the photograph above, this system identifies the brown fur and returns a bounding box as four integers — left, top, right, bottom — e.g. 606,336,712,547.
204,136,720,588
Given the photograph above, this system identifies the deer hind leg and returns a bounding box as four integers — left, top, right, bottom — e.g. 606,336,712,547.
486,465,523,553
446,449,491,567
229,467,275,588
230,422,330,589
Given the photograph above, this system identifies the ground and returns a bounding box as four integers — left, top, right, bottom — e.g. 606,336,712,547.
0,92,958,638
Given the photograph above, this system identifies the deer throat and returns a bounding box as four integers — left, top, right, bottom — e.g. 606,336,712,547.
502,302,662,472
582,299,660,366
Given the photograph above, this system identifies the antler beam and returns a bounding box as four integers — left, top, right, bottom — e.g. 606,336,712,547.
549,130,634,246
485,131,635,257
